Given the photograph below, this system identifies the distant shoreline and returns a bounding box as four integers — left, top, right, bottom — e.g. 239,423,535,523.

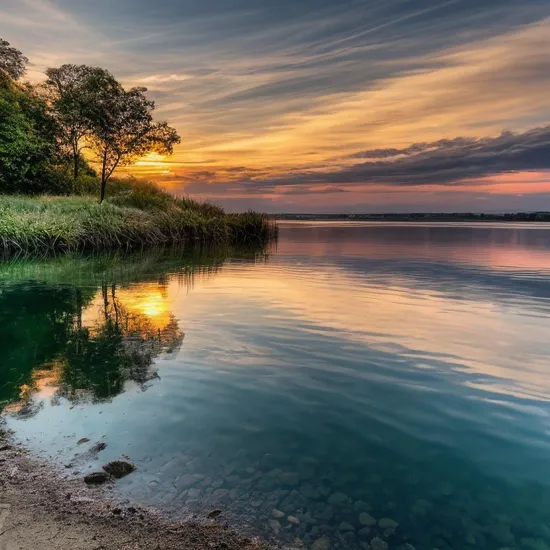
274,212,550,222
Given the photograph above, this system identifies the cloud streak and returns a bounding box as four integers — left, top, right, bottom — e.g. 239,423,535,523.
3,0,550,210
261,126,550,187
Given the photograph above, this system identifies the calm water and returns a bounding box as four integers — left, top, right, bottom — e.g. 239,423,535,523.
3,222,550,550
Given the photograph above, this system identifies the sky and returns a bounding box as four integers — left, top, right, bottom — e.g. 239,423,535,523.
3,0,550,213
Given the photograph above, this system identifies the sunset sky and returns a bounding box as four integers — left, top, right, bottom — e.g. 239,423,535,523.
3,0,550,212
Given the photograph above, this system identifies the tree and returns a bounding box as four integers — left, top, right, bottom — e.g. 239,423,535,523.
43,65,118,180
0,38,28,80
0,72,58,193
88,85,180,202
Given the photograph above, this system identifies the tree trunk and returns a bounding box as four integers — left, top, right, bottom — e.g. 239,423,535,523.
100,177,107,203
100,149,107,203
72,140,79,180
73,151,79,180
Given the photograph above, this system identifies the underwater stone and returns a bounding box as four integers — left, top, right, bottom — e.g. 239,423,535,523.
268,519,281,535
411,499,432,515
84,471,110,485
358,528,371,539
339,522,355,532
102,460,135,479
178,473,197,488
272,509,285,518
288,515,300,525
483,524,515,546
311,537,330,550
354,500,372,512
370,537,389,550
378,517,398,529
328,492,351,506
359,513,377,526
280,472,301,486
519,539,550,550
300,483,320,499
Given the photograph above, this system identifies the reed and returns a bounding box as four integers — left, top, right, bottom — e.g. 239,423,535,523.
0,181,277,259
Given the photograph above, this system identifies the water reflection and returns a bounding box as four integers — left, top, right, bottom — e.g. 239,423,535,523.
3,225,550,550
0,248,262,410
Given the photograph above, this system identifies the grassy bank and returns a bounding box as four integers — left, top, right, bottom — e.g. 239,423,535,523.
0,181,277,259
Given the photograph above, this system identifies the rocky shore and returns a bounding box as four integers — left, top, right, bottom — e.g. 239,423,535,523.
0,427,269,550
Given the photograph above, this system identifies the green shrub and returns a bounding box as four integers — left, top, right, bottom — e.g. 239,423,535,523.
0,180,277,259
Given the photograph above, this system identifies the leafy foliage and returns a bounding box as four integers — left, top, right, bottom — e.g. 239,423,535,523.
0,72,58,193
43,65,119,180
87,85,180,201
0,38,28,80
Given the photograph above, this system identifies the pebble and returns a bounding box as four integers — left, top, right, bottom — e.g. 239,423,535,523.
371,537,389,550
272,509,285,518
280,472,300,486
339,522,355,532
300,483,320,499
177,473,196,488
354,500,372,512
269,519,281,535
288,515,300,525
378,517,398,529
411,499,432,515
358,527,371,539
83,471,110,485
312,536,331,550
102,460,135,480
328,492,351,506
359,513,377,527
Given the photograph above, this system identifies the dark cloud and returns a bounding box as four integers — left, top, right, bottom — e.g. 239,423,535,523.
259,126,550,187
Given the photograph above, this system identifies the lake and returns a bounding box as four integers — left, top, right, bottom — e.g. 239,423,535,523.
2,221,550,550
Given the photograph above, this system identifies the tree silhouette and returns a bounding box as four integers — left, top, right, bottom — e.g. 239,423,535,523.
87,84,180,202
0,38,28,80
44,65,118,180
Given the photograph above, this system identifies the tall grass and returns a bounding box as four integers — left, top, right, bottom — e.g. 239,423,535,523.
0,182,277,259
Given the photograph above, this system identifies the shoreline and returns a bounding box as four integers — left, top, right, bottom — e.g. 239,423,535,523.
0,187,277,261
0,426,271,550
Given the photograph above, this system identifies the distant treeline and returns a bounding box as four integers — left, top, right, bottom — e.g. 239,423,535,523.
0,38,179,202
276,212,550,222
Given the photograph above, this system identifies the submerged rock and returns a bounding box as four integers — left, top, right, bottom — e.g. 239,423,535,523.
483,523,515,546
207,509,222,518
272,509,285,519
77,438,90,445
299,483,321,499
84,471,110,485
339,522,355,532
280,472,300,486
268,519,281,534
411,499,432,515
358,527,371,539
378,517,398,529
288,515,300,525
328,491,351,506
370,537,389,550
312,536,331,550
354,500,372,512
90,441,107,453
102,460,136,479
359,513,377,526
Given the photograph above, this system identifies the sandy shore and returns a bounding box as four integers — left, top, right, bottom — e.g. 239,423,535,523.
0,427,270,550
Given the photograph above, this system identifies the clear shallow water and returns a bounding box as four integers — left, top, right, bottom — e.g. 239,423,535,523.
3,222,550,550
